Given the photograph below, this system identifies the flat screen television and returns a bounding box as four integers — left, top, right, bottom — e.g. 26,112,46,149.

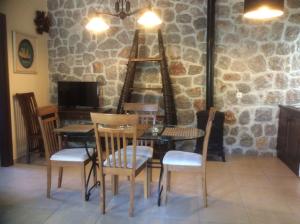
58,81,100,108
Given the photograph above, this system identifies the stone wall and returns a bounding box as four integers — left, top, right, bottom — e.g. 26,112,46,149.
215,0,300,155
48,0,300,155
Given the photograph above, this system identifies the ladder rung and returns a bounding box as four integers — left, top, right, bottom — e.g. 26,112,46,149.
130,87,162,91
130,57,162,62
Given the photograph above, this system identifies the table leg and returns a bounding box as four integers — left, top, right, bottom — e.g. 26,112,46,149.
84,142,100,201
156,139,175,206
156,139,169,206
157,164,164,206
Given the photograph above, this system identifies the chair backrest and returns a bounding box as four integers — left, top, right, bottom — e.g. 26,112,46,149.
91,113,139,170
124,103,158,125
201,107,216,171
37,106,60,160
124,103,158,146
16,92,40,137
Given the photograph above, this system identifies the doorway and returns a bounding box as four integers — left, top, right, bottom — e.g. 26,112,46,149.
0,13,13,167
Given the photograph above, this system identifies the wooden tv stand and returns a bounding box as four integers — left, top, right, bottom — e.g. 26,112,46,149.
59,107,114,120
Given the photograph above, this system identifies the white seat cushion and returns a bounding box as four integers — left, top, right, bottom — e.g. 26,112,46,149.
163,151,202,167
104,151,148,169
121,145,153,159
50,148,94,162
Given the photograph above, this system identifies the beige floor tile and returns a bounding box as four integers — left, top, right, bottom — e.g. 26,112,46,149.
198,200,250,224
266,175,300,191
239,186,292,213
232,173,270,188
228,163,265,175
260,162,296,177
0,206,55,224
286,199,300,219
246,208,300,224
1,156,300,224
206,161,231,176
43,204,99,224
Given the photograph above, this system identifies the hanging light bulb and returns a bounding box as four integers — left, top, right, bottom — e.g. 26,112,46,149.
85,1,164,30
244,0,284,20
85,16,110,33
137,10,162,28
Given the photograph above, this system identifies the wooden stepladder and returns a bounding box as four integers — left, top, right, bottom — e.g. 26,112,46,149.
117,29,177,125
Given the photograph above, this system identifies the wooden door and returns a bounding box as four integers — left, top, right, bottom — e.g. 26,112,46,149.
0,13,13,166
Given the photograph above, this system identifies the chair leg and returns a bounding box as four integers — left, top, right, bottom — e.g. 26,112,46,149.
81,164,87,201
100,174,106,214
47,163,51,198
93,163,97,186
39,138,44,157
162,165,168,205
167,171,171,191
129,175,135,217
148,160,152,182
111,175,118,196
58,167,63,188
147,165,151,197
27,139,31,164
144,166,149,199
111,176,115,195
202,176,207,208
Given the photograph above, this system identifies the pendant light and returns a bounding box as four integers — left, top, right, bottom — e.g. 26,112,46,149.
85,0,162,33
85,15,109,33
244,0,284,20
137,10,162,28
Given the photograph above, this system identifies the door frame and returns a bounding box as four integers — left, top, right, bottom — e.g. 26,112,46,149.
0,13,13,167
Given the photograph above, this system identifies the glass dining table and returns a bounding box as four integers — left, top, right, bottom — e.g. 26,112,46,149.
54,123,205,204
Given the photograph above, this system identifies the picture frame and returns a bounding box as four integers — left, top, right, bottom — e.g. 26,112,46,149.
13,31,37,74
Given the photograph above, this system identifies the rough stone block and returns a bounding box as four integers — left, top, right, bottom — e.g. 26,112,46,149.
255,108,273,122
170,62,186,76
239,110,250,125
177,110,195,125
240,133,253,147
265,124,277,136
176,95,192,109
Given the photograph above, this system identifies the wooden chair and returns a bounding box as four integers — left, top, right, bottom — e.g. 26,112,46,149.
91,113,149,217
16,92,44,163
37,105,94,200
124,103,158,181
161,108,216,207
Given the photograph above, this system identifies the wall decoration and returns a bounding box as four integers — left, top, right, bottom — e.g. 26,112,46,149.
34,11,50,34
13,32,37,74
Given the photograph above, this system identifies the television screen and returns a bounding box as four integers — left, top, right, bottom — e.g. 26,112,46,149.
58,81,99,108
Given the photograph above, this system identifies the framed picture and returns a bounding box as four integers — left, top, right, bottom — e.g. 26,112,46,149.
13,31,37,74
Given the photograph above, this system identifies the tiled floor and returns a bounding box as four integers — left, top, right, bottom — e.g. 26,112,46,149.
1,156,300,224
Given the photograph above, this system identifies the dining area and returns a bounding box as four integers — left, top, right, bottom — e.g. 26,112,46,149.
37,103,214,217
4,91,300,224
2,0,300,223
2,99,300,223
2,99,298,224
2,124,299,224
